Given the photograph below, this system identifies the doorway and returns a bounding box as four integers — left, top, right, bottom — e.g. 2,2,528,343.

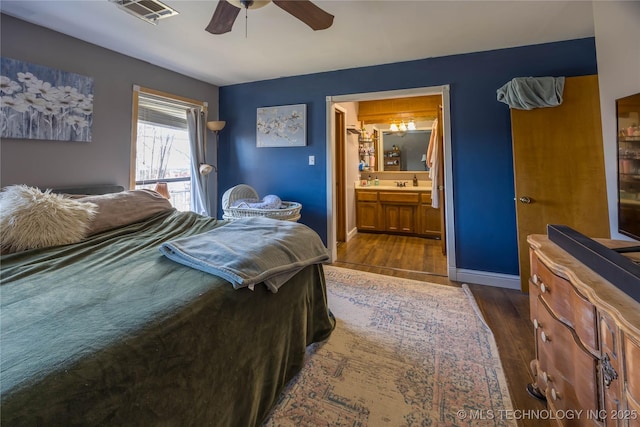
325,86,455,280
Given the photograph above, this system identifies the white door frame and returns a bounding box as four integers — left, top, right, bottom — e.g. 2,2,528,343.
325,85,457,280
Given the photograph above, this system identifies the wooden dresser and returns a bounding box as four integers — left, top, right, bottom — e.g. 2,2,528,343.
527,235,640,426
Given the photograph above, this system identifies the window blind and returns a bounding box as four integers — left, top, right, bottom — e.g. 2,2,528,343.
137,92,198,130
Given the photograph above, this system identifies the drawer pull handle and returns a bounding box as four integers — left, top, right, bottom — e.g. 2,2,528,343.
533,319,539,329
532,274,538,284
540,283,548,293
551,388,560,401
602,353,618,388
541,331,549,343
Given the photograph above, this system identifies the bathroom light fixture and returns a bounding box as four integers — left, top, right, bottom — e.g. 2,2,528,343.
389,120,416,132
204,120,226,175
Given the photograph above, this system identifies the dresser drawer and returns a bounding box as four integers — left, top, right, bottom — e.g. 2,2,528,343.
379,192,419,204
531,254,598,354
624,333,640,417
627,394,640,427
420,193,432,204
536,300,599,417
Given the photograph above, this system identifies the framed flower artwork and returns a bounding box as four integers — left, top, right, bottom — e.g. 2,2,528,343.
256,103,306,147
0,57,94,142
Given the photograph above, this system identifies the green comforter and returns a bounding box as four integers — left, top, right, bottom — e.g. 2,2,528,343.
0,210,335,426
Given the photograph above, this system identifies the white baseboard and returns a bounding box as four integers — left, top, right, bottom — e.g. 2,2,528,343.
346,227,358,242
451,268,521,290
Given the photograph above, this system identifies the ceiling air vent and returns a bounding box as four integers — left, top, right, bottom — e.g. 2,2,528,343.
110,0,179,25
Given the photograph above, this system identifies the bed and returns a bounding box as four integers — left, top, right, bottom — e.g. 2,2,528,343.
0,185,335,426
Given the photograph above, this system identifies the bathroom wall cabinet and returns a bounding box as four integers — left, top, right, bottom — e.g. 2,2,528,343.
527,235,640,427
355,189,441,238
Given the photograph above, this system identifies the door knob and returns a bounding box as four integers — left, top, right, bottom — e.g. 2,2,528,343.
519,196,532,204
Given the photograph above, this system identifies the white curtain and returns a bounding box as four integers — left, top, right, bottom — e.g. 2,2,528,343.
186,108,210,216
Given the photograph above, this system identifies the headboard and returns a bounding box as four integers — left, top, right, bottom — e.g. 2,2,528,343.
48,184,125,196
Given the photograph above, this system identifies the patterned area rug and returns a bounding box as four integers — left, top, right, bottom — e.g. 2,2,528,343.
263,266,516,427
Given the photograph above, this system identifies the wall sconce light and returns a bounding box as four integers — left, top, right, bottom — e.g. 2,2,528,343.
204,120,226,175
199,164,214,175
207,120,226,133
399,121,408,132
389,122,399,132
408,120,416,131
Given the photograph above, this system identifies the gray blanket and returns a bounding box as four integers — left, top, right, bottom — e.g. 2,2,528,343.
496,76,565,110
159,217,330,292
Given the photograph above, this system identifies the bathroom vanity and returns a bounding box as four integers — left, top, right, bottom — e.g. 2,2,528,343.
355,184,441,239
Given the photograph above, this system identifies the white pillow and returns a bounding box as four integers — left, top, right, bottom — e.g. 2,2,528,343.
0,185,98,253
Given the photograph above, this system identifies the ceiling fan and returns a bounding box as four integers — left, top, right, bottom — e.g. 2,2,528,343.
205,0,334,35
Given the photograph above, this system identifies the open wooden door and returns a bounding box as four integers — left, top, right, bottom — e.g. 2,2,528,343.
437,105,446,255
335,109,346,242
511,75,610,292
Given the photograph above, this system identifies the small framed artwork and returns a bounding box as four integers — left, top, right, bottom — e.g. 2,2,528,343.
256,103,306,147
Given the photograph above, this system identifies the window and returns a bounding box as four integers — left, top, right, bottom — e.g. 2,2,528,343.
131,87,206,211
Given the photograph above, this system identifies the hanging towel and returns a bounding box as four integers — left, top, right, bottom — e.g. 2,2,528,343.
427,118,440,209
496,76,565,110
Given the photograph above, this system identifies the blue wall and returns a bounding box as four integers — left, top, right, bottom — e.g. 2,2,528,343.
218,38,598,276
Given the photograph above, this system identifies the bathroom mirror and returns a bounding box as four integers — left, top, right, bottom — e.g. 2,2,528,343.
379,130,431,171
378,130,431,172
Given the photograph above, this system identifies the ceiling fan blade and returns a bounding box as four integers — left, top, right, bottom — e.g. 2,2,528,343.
272,0,334,31
205,1,241,35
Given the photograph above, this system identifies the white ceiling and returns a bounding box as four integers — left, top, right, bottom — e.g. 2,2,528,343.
0,0,596,87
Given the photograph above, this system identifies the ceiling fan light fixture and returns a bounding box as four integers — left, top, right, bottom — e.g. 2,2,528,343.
206,0,334,35
227,0,270,10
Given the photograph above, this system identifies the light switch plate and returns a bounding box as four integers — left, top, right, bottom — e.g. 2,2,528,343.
309,155,315,165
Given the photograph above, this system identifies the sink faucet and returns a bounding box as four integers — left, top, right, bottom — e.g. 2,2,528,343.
395,181,407,187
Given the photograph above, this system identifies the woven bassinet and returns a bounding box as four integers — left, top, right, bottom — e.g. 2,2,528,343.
221,184,301,222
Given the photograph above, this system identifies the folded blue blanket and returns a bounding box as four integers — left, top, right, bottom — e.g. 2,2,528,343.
496,76,565,110
159,217,329,292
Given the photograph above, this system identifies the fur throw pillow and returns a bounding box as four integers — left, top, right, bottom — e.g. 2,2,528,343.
0,185,98,253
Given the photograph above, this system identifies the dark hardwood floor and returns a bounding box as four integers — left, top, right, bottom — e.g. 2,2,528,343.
332,232,549,427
